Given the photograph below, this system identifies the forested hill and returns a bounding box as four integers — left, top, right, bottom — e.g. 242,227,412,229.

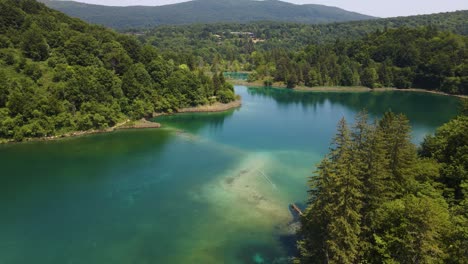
38,0,375,29
145,10,468,54
142,11,468,95
0,0,235,141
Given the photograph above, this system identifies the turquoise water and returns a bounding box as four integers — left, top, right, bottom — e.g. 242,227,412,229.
224,72,249,80
0,86,460,264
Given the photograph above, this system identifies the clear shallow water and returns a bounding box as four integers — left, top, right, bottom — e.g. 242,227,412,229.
0,86,460,264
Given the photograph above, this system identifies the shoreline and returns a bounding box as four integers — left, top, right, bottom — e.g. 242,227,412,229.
153,99,242,117
0,119,161,145
228,79,468,99
0,100,242,144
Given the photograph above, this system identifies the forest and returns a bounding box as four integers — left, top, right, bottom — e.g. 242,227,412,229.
39,0,374,29
143,10,468,55
296,105,468,263
0,0,467,263
142,11,468,94
1,0,466,142
249,27,468,94
0,0,235,141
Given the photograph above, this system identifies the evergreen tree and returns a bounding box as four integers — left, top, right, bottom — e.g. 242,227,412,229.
299,118,362,264
379,112,417,195
298,112,463,263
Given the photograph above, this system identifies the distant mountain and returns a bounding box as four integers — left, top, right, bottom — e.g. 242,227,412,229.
39,0,375,29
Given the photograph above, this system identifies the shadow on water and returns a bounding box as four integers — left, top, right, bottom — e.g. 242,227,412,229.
277,234,299,261
235,242,290,264
0,129,176,190
237,203,305,264
276,202,308,259
247,87,460,128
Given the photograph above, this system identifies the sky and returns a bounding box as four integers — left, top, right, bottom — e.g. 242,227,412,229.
68,0,468,18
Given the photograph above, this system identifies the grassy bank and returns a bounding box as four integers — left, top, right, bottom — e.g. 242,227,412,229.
228,79,468,98
153,100,242,117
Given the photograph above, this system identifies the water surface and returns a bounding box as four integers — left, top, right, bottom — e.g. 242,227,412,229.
0,86,460,264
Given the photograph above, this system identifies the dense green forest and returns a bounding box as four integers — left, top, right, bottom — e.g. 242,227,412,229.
39,0,374,30
142,11,467,66
0,0,235,141
142,12,468,94
1,0,466,143
249,27,468,94
297,106,468,263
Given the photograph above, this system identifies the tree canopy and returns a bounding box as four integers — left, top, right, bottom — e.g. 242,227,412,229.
0,0,235,141
297,108,468,263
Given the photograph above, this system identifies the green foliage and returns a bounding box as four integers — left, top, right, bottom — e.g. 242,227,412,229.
421,115,468,204
372,194,451,263
21,23,49,61
41,0,373,30
361,67,379,88
298,112,467,264
250,27,467,93
263,77,273,87
217,89,235,103
141,12,467,94
0,0,235,142
63,34,100,66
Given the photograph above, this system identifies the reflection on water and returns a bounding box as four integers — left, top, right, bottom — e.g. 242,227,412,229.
247,87,460,128
0,86,460,264
154,108,236,133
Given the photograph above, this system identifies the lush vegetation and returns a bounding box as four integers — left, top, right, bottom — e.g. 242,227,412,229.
142,12,468,94
143,10,467,58
39,0,373,30
0,0,235,141
297,106,467,263
249,27,468,93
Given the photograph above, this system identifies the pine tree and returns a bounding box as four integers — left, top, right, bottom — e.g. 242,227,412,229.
299,118,363,264
299,112,464,264
379,112,417,196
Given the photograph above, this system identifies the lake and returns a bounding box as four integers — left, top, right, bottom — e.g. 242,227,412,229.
0,86,460,264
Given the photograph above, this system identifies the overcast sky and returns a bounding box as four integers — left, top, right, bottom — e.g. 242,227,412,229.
70,0,468,18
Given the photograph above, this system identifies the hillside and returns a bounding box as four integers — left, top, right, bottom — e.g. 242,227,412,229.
142,10,468,69
0,0,234,141
39,0,375,29
145,10,468,52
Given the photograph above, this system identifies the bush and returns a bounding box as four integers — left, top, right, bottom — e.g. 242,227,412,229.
24,63,42,82
217,89,235,103
263,77,273,87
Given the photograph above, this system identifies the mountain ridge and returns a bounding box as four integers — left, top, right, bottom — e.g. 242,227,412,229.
39,0,376,29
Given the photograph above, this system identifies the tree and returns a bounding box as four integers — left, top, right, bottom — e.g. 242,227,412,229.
420,115,468,204
299,118,362,264
372,194,451,263
361,67,378,88
378,112,417,195
298,112,463,263
0,70,9,107
121,63,153,101
64,34,100,66
102,41,133,75
21,24,49,61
